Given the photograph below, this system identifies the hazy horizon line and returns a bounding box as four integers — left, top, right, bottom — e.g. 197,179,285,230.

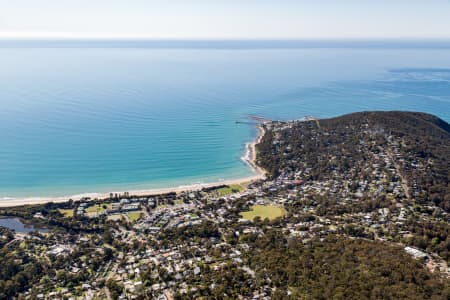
2,38,450,49
2,37,450,41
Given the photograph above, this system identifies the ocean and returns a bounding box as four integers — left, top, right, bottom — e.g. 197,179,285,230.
1,40,450,199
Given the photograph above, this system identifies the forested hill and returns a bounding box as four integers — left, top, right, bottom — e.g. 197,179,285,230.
257,111,450,212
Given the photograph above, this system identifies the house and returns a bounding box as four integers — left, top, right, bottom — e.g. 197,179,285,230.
47,245,70,256
33,212,45,219
122,203,140,211
405,246,428,260
111,202,121,211
193,267,201,275
120,198,130,205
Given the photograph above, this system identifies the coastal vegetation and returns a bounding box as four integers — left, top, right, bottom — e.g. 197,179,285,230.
246,232,450,299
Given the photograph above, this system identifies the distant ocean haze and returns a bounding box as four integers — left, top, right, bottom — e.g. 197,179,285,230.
0,41,449,198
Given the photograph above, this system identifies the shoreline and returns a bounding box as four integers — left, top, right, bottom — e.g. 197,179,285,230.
241,124,267,176
0,124,267,208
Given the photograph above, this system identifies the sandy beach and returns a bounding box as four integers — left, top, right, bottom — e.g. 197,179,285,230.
0,124,267,208
242,124,267,176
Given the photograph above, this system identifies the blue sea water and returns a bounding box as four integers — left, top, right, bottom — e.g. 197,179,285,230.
1,40,449,199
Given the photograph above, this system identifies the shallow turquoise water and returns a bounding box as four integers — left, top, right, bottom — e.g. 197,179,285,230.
1,42,449,198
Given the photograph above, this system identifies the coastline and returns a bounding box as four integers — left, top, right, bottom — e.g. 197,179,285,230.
0,124,267,208
242,124,266,176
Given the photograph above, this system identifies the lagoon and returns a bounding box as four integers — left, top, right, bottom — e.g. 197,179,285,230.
0,217,48,233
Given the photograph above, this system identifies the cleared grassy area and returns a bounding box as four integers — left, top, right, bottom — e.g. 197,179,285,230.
215,184,245,197
85,203,111,215
58,209,74,218
127,211,142,222
240,205,286,221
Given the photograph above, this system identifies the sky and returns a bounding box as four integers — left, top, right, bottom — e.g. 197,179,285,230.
1,0,450,39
